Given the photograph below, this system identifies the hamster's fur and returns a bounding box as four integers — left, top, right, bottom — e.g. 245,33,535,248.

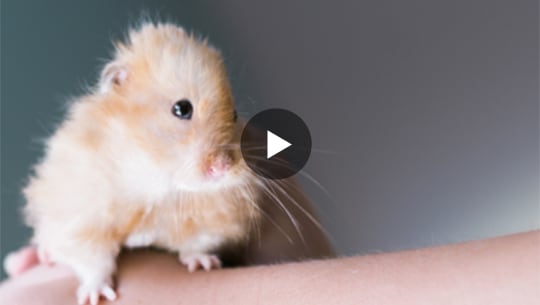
23,22,262,305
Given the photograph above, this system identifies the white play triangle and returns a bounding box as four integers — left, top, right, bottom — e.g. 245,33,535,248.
267,130,292,159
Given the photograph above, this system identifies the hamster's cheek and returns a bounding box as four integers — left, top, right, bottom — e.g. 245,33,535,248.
168,162,207,192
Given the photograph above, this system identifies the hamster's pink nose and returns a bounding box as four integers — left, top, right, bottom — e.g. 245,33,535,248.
207,159,231,178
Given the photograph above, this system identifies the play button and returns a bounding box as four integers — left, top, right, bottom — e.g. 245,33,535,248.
266,130,291,159
240,109,312,180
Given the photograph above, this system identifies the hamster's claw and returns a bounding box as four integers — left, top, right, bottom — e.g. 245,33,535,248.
180,253,222,272
37,247,54,265
77,282,117,305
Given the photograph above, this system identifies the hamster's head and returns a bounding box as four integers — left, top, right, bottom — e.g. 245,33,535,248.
94,23,249,192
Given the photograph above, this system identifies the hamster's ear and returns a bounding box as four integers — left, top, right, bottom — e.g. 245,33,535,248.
99,62,128,93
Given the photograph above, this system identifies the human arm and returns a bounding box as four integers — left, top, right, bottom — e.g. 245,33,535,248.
1,230,538,305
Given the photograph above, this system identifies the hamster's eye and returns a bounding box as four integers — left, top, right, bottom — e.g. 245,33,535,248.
233,109,238,122
172,99,193,120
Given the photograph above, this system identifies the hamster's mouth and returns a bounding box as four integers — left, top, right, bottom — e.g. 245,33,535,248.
173,170,245,193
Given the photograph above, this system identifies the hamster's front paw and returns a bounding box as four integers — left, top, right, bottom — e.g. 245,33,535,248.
76,278,117,305
3,246,39,276
179,253,222,272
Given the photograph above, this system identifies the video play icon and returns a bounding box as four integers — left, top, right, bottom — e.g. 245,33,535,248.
266,130,292,159
240,109,312,180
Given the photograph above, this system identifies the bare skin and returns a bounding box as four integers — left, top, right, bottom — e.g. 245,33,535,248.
1,230,538,305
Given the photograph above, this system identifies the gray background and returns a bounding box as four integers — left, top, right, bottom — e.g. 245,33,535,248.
1,0,538,279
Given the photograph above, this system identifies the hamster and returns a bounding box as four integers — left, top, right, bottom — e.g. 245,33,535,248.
22,22,264,305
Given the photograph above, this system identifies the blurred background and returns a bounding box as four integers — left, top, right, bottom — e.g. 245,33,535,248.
1,0,538,279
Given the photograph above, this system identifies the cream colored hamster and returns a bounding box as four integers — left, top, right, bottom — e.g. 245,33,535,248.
22,22,264,305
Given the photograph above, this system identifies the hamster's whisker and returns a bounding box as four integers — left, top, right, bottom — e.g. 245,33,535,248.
215,143,241,149
213,144,335,158
246,155,334,207
263,174,326,235
243,184,262,246
173,190,180,237
236,146,267,152
243,156,330,238
258,207,293,244
269,178,330,238
243,155,290,166
296,170,334,204
242,182,293,245
255,177,303,244
262,178,307,246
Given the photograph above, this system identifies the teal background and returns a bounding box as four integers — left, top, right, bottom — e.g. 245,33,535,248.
1,0,538,279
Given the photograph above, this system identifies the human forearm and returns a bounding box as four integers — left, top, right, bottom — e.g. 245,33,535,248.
171,230,539,305
2,230,537,305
